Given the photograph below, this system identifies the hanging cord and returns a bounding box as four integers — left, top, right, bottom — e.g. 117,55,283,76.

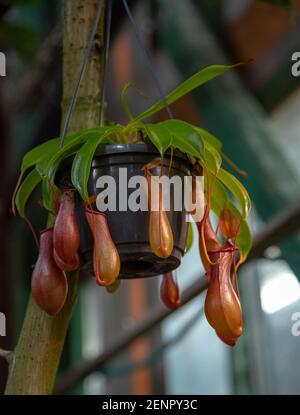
122,0,173,119
99,0,113,126
60,0,105,147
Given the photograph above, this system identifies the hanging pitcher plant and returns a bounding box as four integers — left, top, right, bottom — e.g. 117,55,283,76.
12,63,252,346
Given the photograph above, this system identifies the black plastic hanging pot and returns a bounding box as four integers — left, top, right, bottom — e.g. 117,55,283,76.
76,143,192,278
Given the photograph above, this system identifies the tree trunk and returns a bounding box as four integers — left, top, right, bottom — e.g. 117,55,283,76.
5,0,106,395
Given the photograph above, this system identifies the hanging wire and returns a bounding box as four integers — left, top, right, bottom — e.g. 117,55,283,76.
99,0,113,126
60,0,105,147
122,0,173,119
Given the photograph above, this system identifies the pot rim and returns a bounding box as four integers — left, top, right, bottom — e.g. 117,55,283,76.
94,143,190,162
57,143,193,186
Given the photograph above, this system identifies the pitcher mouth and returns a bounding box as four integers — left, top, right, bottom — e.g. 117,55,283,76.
209,241,238,255
85,206,106,217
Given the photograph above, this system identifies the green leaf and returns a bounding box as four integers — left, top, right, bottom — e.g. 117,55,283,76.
185,222,194,253
36,128,104,182
71,126,119,200
190,127,222,174
163,120,204,159
132,64,238,123
194,127,222,151
217,168,251,218
143,123,173,156
209,179,252,263
208,174,228,214
15,169,41,218
41,178,54,213
21,138,60,174
234,210,252,264
23,128,115,212
202,141,222,175
21,129,103,175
